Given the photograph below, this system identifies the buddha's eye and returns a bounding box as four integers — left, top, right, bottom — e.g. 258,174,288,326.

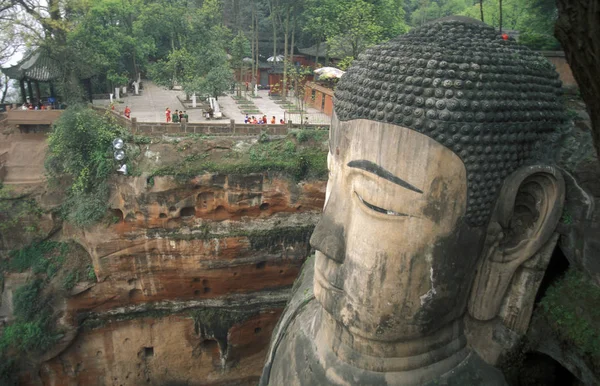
355,192,407,217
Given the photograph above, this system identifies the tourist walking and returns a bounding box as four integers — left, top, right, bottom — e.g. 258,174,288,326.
166,107,171,123
173,110,180,123
124,106,131,119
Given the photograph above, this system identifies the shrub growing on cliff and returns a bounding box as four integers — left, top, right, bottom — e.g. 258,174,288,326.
0,242,71,382
539,268,600,360
45,105,128,226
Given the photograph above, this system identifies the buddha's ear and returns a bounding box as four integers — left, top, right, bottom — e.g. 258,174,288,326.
468,165,565,321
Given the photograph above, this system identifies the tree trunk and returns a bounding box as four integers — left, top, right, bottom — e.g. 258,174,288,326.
233,0,240,32
255,6,260,92
282,5,290,101
480,0,484,23
171,35,177,87
0,75,8,104
251,2,256,94
289,7,296,101
270,0,278,61
499,0,503,33
290,6,296,63
315,42,320,66
555,0,600,160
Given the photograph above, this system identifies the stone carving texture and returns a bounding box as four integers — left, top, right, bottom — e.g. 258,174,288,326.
334,19,567,225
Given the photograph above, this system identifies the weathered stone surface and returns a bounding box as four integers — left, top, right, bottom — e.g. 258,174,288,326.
0,170,325,385
39,311,283,386
556,108,600,285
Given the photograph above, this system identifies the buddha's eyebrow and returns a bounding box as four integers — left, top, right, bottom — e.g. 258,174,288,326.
347,160,423,194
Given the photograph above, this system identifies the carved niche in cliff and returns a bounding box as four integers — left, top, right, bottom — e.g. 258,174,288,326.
260,17,568,386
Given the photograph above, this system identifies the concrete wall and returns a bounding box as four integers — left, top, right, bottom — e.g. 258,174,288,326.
6,110,63,126
135,122,327,136
539,51,578,88
93,106,330,136
304,82,335,116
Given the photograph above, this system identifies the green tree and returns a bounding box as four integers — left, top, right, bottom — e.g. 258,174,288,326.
327,0,383,59
408,0,471,27
303,0,407,63
460,0,560,49
45,105,128,226
146,0,233,98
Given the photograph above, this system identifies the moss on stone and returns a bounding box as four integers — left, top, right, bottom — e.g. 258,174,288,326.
81,308,177,330
145,225,315,248
247,226,315,251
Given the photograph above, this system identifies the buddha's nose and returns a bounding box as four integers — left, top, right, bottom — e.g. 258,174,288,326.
309,197,346,263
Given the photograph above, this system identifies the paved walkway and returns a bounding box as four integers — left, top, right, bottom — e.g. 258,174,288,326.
92,81,331,125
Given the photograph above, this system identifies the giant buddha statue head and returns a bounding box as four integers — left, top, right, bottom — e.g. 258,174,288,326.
261,17,567,386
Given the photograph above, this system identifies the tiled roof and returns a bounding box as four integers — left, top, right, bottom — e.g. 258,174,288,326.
2,50,61,81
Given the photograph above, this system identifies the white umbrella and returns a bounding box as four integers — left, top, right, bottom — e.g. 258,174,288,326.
267,55,285,62
242,57,253,63
314,67,345,79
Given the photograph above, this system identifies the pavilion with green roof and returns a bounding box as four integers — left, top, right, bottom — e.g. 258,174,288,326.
2,50,61,105
2,49,93,105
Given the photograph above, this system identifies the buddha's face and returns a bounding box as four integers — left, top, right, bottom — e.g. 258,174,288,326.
311,116,487,341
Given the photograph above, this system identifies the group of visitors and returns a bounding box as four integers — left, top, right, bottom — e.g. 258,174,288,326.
165,108,189,123
21,100,51,110
245,114,284,125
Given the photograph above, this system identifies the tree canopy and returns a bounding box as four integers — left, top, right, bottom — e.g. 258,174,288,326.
0,0,564,101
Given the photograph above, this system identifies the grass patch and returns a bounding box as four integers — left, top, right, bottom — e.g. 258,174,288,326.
539,268,600,361
290,129,329,143
151,139,326,181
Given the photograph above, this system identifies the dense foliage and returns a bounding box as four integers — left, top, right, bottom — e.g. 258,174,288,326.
0,0,562,102
0,242,69,384
540,268,600,360
45,106,128,226
150,130,328,181
146,0,234,97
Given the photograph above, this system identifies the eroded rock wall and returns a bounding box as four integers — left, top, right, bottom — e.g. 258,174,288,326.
18,172,325,385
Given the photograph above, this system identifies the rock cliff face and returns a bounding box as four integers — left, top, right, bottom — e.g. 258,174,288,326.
2,170,325,385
